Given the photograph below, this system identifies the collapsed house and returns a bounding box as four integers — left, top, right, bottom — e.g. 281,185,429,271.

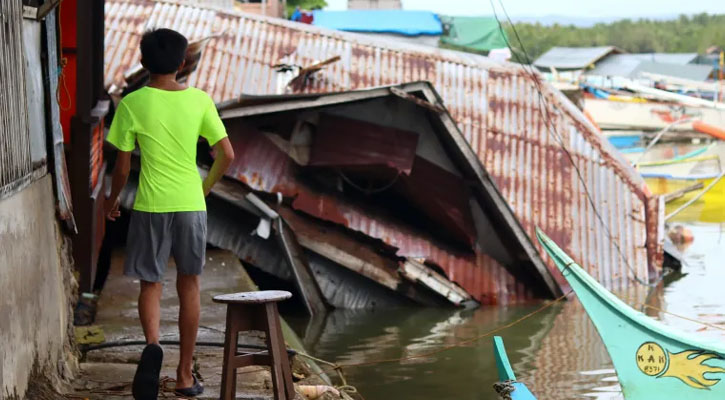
208,83,561,309
105,0,664,302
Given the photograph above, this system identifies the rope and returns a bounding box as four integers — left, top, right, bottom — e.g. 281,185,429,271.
56,0,72,111
338,169,401,195
493,380,516,400
490,0,655,288
633,118,695,167
297,290,571,371
635,303,725,332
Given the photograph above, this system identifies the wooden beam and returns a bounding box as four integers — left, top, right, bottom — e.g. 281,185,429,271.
663,182,705,203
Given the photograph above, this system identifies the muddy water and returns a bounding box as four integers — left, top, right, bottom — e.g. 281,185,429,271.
287,223,725,399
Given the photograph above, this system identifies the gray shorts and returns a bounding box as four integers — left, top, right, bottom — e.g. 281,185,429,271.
124,211,207,282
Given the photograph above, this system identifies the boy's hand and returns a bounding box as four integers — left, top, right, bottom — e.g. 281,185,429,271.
105,196,121,221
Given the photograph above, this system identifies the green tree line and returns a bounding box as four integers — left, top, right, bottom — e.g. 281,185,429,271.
502,13,725,62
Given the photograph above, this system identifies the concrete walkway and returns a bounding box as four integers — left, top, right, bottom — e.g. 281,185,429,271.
67,249,330,399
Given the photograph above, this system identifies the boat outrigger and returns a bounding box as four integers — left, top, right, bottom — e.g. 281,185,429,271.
536,229,725,400
492,336,537,400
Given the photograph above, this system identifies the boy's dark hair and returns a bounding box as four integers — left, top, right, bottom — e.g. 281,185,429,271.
140,28,188,74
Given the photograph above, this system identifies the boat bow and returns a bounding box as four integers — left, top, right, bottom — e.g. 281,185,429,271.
536,228,725,399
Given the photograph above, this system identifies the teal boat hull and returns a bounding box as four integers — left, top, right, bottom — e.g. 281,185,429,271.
493,336,537,400
536,229,725,400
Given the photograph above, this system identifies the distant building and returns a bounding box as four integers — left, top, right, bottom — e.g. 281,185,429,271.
185,0,235,8
311,9,442,47
235,0,287,18
588,53,712,82
533,46,622,75
169,0,287,18
534,46,714,84
348,0,402,9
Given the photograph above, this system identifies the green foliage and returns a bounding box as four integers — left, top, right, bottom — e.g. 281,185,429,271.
286,0,327,18
501,13,725,63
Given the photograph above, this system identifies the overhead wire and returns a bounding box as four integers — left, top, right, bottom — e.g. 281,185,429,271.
488,0,659,287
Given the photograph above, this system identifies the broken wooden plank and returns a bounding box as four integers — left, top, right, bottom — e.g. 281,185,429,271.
274,219,330,316
663,182,705,203
399,259,474,307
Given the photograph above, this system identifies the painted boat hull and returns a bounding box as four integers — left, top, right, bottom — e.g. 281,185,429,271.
585,98,725,131
493,336,537,400
536,229,725,400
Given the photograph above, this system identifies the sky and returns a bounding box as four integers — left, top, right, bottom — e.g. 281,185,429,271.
325,0,725,19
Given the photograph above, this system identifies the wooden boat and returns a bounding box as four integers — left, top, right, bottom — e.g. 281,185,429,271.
492,336,537,400
536,229,725,400
585,97,725,132
631,142,725,220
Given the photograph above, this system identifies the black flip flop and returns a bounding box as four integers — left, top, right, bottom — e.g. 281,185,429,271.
132,343,164,400
175,375,204,397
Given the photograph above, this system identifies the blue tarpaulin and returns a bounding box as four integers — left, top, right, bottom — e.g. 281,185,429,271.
312,10,442,36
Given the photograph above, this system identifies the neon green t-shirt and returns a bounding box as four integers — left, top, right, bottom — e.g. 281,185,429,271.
106,86,227,213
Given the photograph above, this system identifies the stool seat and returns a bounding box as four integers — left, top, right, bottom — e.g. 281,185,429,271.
213,290,292,304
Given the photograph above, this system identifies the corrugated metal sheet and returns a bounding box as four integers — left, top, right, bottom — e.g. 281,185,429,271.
633,61,714,82
533,46,620,70
0,1,32,199
621,53,699,65
223,119,536,304
45,9,76,229
588,54,714,81
104,0,663,293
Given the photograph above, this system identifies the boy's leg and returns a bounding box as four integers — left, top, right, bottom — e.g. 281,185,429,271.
176,273,201,388
171,211,207,390
139,280,163,344
125,211,171,399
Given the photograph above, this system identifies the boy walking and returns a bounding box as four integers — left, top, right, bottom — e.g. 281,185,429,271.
105,29,234,399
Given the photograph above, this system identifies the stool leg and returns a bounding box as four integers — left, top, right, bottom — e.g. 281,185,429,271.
264,302,295,400
220,306,240,400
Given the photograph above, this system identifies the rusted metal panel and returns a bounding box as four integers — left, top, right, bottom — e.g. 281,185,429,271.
104,0,663,292
398,155,476,246
310,113,419,174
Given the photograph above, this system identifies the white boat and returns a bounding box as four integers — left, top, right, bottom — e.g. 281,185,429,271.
585,98,725,132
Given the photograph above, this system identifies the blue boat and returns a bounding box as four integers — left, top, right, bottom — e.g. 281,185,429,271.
493,336,537,399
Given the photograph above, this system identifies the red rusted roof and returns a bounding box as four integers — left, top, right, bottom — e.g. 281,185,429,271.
222,100,543,304
105,0,663,294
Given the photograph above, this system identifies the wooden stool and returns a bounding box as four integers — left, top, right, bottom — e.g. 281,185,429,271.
213,290,295,400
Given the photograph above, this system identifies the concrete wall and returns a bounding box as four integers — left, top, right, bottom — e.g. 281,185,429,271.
0,176,75,399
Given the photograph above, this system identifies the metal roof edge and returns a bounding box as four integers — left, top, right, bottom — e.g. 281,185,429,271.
219,82,433,119
415,84,563,298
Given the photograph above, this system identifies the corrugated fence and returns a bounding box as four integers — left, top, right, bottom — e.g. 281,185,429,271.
0,2,32,199
104,0,663,294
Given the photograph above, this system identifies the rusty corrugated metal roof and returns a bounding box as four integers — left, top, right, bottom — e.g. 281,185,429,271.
104,0,663,293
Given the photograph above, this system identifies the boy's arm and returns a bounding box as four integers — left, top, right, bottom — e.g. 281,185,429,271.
202,137,235,196
105,150,132,221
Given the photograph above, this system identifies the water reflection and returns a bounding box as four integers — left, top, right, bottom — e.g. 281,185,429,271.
287,222,725,399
